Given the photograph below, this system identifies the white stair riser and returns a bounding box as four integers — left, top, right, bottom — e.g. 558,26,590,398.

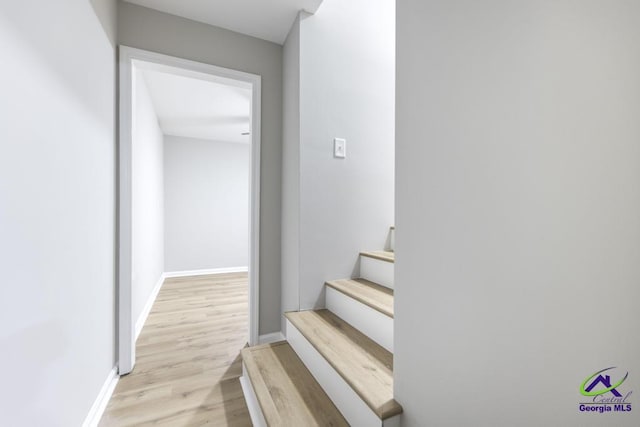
360,256,394,289
240,365,268,427
286,319,391,427
384,415,401,427
389,228,395,252
326,287,393,352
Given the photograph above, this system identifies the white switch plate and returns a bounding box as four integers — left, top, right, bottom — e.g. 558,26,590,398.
334,138,346,158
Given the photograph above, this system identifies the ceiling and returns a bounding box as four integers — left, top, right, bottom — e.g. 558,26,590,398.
140,69,252,144
123,0,324,44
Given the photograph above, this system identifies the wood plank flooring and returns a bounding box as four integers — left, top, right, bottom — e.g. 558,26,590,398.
100,273,251,427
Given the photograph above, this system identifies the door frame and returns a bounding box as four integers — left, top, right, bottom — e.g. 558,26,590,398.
118,45,261,374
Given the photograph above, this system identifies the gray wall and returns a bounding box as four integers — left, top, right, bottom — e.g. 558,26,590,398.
132,70,164,326
395,1,640,426
118,1,283,334
0,0,117,425
281,13,302,331
164,136,250,272
298,0,395,309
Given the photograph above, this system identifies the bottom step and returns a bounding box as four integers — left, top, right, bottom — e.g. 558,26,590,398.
240,341,348,426
286,311,401,427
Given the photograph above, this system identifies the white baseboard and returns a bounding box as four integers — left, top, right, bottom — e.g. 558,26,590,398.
163,266,248,278
135,273,166,341
258,331,285,344
82,366,119,427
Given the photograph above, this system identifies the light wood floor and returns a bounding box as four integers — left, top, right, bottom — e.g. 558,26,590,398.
100,273,251,427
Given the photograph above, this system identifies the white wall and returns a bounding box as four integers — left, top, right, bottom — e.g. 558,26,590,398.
395,1,640,426
132,70,164,326
0,0,117,425
164,136,249,272
118,1,283,334
281,13,302,330
297,0,395,309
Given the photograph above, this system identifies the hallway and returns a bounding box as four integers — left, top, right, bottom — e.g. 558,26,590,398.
100,273,251,426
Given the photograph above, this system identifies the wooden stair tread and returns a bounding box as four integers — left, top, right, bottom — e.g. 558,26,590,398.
284,310,402,420
360,250,395,263
241,341,348,426
326,278,394,318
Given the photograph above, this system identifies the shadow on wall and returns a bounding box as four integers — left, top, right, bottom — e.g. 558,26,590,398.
90,0,118,47
0,0,115,126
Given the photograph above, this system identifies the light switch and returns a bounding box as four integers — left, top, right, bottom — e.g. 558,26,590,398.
334,138,346,158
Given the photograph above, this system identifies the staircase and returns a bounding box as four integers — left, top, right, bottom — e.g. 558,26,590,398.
240,226,400,426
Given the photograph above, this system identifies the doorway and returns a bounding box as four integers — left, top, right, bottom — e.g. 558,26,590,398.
118,46,261,375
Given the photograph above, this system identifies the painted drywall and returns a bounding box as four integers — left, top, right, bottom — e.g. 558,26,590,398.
141,69,252,143
281,13,302,331
0,0,117,425
122,0,324,44
164,136,250,272
118,1,283,334
395,1,640,426
132,70,165,327
297,0,395,309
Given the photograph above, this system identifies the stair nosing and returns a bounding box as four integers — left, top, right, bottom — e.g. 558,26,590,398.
325,278,394,318
360,250,395,263
284,310,402,420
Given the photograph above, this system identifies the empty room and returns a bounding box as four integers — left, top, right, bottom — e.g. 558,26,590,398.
100,55,258,425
